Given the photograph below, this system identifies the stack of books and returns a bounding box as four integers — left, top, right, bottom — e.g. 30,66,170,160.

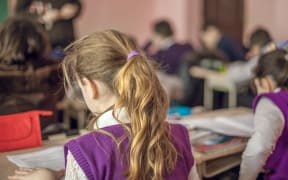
190,129,247,153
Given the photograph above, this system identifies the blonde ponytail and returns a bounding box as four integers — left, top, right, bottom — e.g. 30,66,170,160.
114,53,178,180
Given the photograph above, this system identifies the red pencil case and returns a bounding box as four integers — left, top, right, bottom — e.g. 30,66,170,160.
0,111,52,152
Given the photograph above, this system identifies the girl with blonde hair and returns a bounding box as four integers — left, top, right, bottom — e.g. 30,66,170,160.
9,30,198,180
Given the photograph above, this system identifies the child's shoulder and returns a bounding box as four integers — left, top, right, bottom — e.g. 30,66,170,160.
168,123,190,143
169,123,189,134
66,124,127,149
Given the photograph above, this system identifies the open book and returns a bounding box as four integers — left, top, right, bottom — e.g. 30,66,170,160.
190,129,247,153
169,113,254,137
7,146,64,170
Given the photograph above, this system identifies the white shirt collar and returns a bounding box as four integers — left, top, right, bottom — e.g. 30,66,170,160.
162,38,175,50
94,108,129,129
274,88,281,93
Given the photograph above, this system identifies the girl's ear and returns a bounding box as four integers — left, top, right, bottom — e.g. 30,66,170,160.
81,78,99,99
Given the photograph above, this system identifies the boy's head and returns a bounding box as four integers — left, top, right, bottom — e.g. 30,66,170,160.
151,20,174,48
248,28,272,58
153,20,174,38
200,22,221,50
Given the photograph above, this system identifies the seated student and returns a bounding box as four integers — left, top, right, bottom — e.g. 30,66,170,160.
0,16,62,125
239,49,288,180
143,20,193,75
8,30,199,180
200,22,246,62
143,20,193,103
227,28,273,85
190,28,273,107
227,28,273,107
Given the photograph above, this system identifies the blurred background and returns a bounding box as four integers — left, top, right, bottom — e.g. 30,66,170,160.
2,0,288,47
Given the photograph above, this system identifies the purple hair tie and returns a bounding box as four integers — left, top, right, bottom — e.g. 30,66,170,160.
127,50,139,60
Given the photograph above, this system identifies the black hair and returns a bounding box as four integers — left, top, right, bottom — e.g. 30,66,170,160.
249,28,272,48
153,20,174,38
254,49,288,88
0,16,48,66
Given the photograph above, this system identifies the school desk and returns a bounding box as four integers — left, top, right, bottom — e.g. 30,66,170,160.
190,66,237,110
187,107,251,178
0,107,252,180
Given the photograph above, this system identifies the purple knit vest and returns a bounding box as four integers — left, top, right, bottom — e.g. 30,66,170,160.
252,90,288,180
64,124,194,180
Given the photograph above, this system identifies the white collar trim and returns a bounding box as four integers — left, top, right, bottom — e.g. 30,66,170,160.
274,88,281,93
94,108,129,129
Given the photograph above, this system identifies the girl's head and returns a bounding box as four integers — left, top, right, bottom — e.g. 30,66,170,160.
253,49,288,94
0,16,49,66
62,30,177,180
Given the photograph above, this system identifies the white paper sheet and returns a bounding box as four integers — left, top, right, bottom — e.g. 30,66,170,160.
169,113,254,137
7,146,64,170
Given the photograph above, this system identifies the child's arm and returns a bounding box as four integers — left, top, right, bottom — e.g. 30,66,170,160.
239,98,284,180
188,164,200,180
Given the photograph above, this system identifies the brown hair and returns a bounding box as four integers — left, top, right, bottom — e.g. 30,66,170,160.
62,30,178,180
0,16,49,67
254,49,288,88
249,28,272,49
153,20,174,38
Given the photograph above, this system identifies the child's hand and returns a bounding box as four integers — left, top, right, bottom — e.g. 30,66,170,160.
254,78,270,95
8,167,64,180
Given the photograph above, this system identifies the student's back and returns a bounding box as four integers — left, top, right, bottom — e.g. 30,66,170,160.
60,30,198,180
65,122,193,179
240,49,288,180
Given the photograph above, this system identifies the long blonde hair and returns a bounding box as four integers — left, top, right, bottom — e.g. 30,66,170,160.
62,30,178,180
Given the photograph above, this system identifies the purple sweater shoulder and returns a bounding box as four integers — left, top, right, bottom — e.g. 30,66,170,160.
64,123,194,180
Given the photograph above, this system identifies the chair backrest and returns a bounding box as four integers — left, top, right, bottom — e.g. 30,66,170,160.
0,64,61,118
0,64,59,94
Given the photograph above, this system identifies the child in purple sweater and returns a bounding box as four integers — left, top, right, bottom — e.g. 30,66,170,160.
9,30,198,180
240,49,288,180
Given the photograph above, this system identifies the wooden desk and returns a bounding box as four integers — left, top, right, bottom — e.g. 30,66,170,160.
190,66,237,109
184,107,251,178
0,108,252,180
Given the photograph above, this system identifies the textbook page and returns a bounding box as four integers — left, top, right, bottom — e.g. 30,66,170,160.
7,146,64,170
169,113,254,137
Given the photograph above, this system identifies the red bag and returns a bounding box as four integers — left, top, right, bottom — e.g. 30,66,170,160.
0,111,52,152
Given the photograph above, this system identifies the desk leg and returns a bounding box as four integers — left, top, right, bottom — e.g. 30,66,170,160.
197,164,204,180
228,87,237,108
204,80,213,110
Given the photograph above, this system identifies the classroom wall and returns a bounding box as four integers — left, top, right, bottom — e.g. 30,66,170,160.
75,0,154,45
6,1,288,47
153,0,188,42
245,0,288,42
75,0,195,45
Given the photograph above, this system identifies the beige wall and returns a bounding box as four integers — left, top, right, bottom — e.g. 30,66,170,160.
75,0,195,45
245,0,288,43
8,0,288,47
75,0,154,45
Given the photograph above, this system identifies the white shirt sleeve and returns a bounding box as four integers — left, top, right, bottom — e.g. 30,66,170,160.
239,97,285,180
188,164,200,180
65,150,88,180
226,56,258,84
